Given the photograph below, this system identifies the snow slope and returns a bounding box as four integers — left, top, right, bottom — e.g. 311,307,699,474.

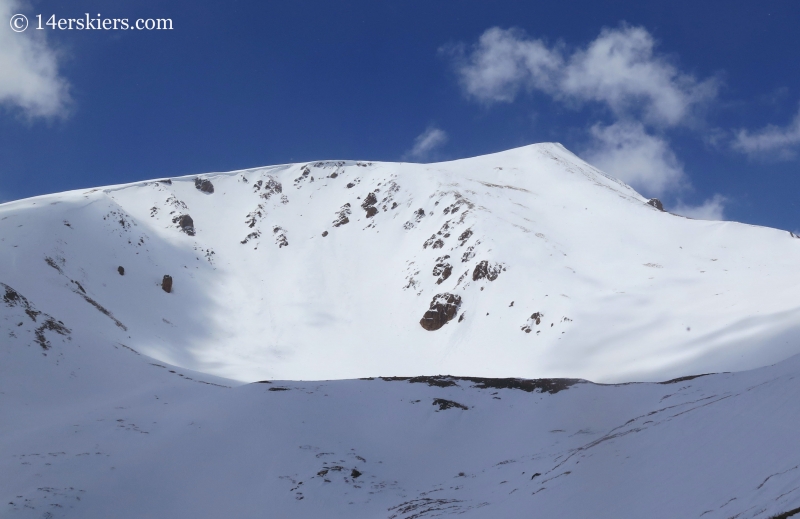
2,143,800,382
4,142,800,518
3,310,800,519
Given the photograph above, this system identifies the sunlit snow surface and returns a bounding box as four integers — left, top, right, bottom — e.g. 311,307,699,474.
3,143,800,518
3,143,800,383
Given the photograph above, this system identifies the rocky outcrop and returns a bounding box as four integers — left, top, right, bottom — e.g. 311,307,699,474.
161,275,173,293
173,214,195,236
2,283,71,349
333,203,351,227
647,198,664,211
432,398,468,411
432,260,453,285
195,178,215,194
420,293,462,331
472,260,503,281
361,192,378,218
118,266,125,275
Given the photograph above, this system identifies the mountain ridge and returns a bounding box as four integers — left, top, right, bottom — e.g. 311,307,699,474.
2,142,800,383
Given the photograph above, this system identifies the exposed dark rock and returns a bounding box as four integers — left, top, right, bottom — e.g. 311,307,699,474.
530,312,542,325
34,318,71,350
253,178,283,200
658,373,713,384
322,231,328,237
2,283,71,349
268,387,290,391
380,374,586,394
461,245,477,263
350,469,362,478
273,227,288,248
420,293,462,331
346,182,356,188
44,256,63,274
432,262,453,284
458,228,473,246
173,214,195,236
423,233,446,249
241,231,260,244
161,275,173,293
361,192,378,218
647,198,664,211
3,283,41,322
769,506,800,519
472,260,503,281
433,398,468,411
333,203,351,227
194,178,214,194
245,205,264,228
380,376,458,388
118,266,125,276
464,377,582,394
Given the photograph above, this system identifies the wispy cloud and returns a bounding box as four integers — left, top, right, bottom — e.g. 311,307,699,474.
583,121,686,197
732,106,800,160
405,127,448,161
671,194,727,220
0,0,70,119
444,25,718,127
443,24,723,201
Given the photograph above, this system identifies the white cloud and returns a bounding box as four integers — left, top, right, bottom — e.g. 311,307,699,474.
0,0,70,118
406,127,448,161
732,107,800,160
446,27,562,103
671,194,727,220
448,25,717,127
583,121,686,197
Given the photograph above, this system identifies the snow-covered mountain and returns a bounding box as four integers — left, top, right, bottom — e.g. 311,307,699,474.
2,143,800,383
4,143,800,518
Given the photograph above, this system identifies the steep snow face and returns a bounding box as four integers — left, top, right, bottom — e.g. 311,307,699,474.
2,143,800,382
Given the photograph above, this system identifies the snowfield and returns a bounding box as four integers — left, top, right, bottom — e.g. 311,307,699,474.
2,143,800,383
3,321,800,518
3,143,800,518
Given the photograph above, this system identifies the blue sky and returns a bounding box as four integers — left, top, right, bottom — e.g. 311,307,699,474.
2,0,800,230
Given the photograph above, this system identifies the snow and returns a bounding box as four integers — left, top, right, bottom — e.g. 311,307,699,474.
3,142,800,517
2,142,800,383
3,314,800,518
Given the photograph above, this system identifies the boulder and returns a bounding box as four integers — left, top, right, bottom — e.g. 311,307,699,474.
194,178,214,194
420,293,462,331
173,214,195,236
161,275,173,293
